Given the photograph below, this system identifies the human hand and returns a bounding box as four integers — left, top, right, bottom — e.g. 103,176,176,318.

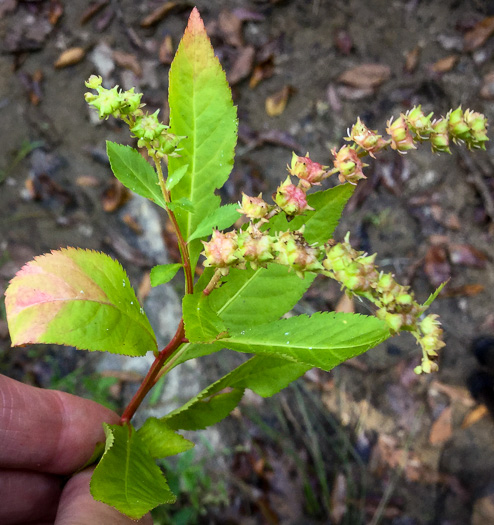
0,374,153,524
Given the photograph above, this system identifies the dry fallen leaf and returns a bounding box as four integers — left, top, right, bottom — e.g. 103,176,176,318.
424,245,451,288
122,213,143,235
405,45,421,73
480,71,494,99
464,16,494,52
228,45,255,85
80,0,109,25
461,404,489,429
444,283,484,297
218,9,243,47
249,60,275,89
265,86,293,117
76,175,101,187
335,293,354,313
430,54,458,73
449,243,487,268
102,179,131,212
337,63,391,88
429,405,453,445
54,47,86,68
140,1,177,28
48,0,64,26
113,50,142,76
159,35,174,65
137,271,152,304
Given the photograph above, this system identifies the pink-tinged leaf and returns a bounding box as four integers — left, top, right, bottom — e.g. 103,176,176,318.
5,248,157,356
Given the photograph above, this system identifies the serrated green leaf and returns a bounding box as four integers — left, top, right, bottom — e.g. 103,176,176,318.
137,418,194,458
221,312,390,371
106,141,166,209
91,423,175,519
168,8,238,272
208,263,315,331
167,197,195,213
224,355,311,397
188,204,241,242
165,388,244,431
423,280,448,308
166,164,189,191
182,292,226,343
5,248,157,356
150,264,182,287
268,183,355,244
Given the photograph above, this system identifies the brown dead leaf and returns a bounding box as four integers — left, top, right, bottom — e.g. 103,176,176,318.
54,47,85,69
330,473,347,524
265,86,293,117
49,0,64,26
429,405,453,445
122,213,143,235
472,493,494,525
335,293,354,313
337,63,391,89
430,54,458,73
113,50,142,77
159,35,174,65
464,16,494,52
80,1,109,25
140,1,177,28
445,283,484,297
480,71,494,99
424,245,451,288
405,45,421,73
76,175,101,187
461,404,489,429
102,179,131,212
228,46,255,85
430,380,476,407
449,243,487,268
18,70,43,105
218,9,243,47
137,271,152,304
249,60,275,89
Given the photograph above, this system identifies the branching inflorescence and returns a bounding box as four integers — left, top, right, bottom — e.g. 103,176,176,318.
201,106,488,374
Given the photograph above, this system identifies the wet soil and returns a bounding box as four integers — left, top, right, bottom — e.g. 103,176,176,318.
2,1,494,524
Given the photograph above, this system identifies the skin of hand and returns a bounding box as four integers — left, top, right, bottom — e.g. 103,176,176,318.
0,374,153,525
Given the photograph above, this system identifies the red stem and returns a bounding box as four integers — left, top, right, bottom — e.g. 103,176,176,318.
120,319,185,424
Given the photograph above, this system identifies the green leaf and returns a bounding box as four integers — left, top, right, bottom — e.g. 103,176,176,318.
106,142,166,209
188,204,241,242
221,312,390,371
150,264,182,287
168,8,238,271
182,292,226,343
137,418,194,458
165,388,244,431
269,183,355,244
5,248,157,356
165,164,189,191
167,197,195,213
208,263,315,331
91,423,175,519
223,355,311,397
423,280,448,308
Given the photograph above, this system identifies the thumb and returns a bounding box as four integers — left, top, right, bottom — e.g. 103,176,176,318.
55,468,153,525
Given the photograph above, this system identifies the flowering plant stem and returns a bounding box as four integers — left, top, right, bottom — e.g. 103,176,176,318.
3,7,489,520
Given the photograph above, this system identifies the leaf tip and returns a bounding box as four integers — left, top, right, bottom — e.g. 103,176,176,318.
186,6,205,35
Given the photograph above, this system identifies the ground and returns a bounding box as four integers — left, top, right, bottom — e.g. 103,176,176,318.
1,1,494,524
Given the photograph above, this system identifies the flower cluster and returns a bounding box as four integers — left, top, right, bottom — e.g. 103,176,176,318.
85,75,184,158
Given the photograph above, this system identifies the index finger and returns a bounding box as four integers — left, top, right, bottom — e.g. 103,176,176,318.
0,374,120,474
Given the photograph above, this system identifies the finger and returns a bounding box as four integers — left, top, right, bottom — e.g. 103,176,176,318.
0,469,61,524
55,469,153,525
0,374,120,474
